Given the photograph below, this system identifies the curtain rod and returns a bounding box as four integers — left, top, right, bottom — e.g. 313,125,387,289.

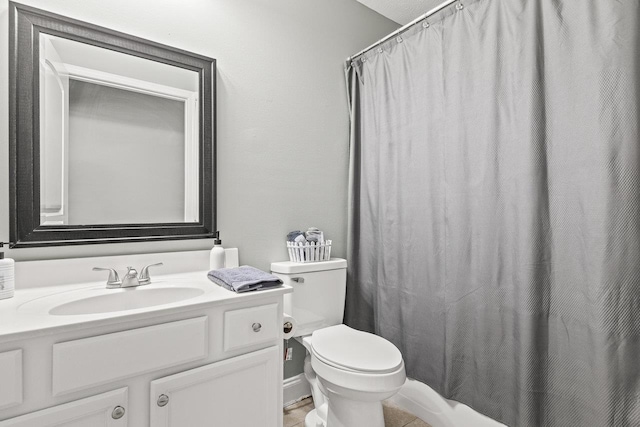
348,0,459,61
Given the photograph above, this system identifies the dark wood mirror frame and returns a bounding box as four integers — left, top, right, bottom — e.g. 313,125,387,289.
8,2,216,248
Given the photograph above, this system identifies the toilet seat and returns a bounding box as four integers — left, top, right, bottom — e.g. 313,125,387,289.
310,324,403,374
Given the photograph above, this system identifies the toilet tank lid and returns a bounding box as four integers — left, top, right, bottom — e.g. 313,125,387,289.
271,258,347,274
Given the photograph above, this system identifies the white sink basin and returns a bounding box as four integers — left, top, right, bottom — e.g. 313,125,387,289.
17,280,211,317
49,286,205,315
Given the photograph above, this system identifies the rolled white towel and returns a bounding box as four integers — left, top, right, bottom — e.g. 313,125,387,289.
305,227,324,243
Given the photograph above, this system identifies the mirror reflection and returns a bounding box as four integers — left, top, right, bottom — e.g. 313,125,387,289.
39,34,200,226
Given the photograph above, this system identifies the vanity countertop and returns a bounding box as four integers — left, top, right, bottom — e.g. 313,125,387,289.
0,270,292,342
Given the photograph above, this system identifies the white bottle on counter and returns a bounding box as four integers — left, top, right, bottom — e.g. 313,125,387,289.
209,231,225,270
0,245,15,300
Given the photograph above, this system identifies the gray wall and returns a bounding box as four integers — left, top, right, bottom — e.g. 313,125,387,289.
283,338,307,380
0,0,397,270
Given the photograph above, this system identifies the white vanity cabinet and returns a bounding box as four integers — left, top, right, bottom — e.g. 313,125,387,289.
150,346,279,426
0,286,288,427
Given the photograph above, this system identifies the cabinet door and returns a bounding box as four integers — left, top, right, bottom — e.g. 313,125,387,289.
0,388,127,427
150,346,280,427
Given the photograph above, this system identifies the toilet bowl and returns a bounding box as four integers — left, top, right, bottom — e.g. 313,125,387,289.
300,325,406,427
271,259,406,427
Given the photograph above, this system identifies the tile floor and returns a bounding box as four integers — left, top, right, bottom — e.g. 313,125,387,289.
283,397,432,427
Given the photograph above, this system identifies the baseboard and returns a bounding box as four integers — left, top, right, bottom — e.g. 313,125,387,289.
283,373,311,408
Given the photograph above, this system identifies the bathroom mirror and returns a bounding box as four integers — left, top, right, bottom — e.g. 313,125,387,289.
9,2,216,247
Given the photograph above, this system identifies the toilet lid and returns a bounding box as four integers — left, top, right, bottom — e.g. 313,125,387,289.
311,325,403,373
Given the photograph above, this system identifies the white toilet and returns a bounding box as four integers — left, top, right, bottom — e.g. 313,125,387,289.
272,258,406,427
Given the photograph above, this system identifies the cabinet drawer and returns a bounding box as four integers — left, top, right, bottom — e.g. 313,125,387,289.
1,388,127,427
52,317,208,396
223,304,278,352
0,349,22,411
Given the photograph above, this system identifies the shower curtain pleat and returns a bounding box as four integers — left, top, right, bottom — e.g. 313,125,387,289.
345,0,640,425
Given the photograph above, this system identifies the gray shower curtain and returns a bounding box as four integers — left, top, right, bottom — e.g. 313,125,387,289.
345,0,640,426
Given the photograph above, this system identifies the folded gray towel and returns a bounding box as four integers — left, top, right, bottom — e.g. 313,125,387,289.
287,230,306,243
207,266,283,293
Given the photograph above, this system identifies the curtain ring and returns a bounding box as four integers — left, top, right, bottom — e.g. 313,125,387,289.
456,2,464,10
377,47,383,54
422,21,430,29
396,36,403,43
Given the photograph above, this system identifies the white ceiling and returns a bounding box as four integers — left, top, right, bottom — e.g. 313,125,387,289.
356,0,446,25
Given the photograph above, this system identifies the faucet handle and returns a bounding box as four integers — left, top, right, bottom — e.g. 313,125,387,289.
139,262,163,284
93,267,122,288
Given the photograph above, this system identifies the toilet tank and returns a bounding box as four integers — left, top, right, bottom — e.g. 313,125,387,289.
271,258,347,337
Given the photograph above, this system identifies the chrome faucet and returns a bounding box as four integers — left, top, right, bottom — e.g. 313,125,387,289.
121,266,140,288
93,262,164,289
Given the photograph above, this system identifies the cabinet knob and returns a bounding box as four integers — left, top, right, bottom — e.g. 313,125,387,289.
112,406,126,419
252,322,262,332
157,394,170,407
